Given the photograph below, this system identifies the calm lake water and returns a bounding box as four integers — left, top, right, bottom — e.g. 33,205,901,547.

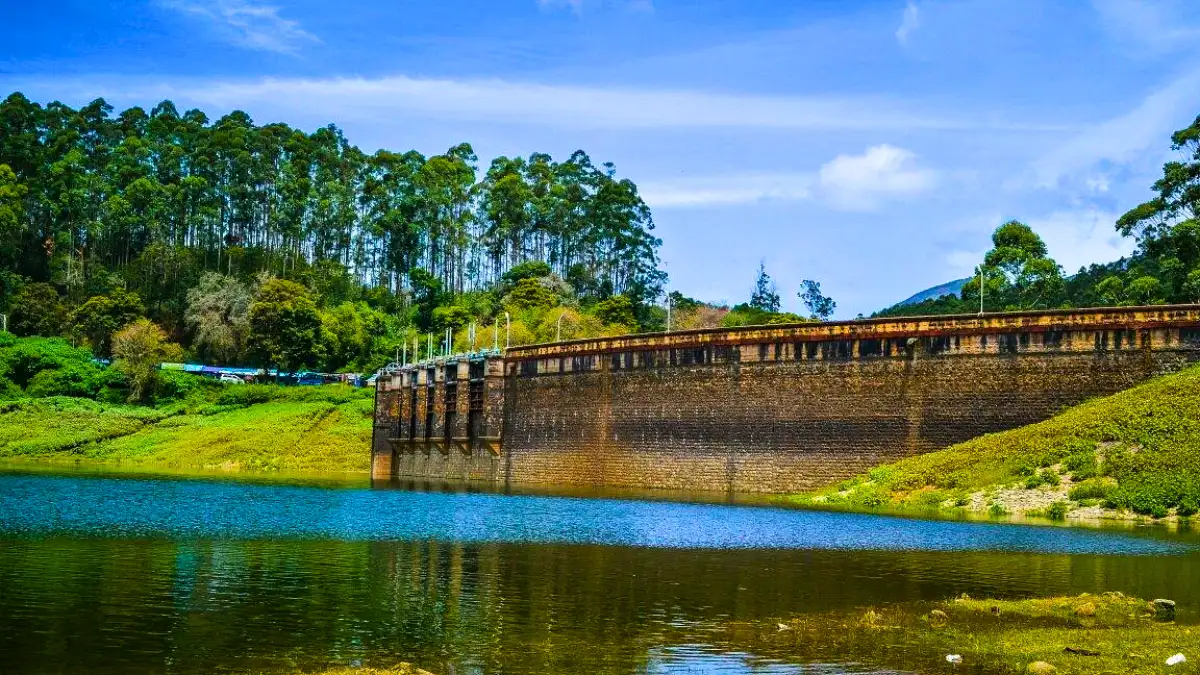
1,470,1199,675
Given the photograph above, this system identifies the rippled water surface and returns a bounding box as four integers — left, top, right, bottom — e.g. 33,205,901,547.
1,471,1198,675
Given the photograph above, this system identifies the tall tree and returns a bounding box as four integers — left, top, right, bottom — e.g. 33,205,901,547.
749,262,780,312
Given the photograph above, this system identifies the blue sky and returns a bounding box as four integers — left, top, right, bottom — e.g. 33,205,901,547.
4,0,1200,317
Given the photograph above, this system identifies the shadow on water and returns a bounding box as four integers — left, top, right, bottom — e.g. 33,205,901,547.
2,472,1200,674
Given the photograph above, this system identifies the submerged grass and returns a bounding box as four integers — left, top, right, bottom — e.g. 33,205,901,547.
725,593,1190,674
789,364,1200,521
0,385,374,474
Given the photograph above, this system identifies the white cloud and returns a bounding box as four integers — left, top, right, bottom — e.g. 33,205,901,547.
159,0,318,54
1028,208,1136,273
817,145,937,211
538,0,585,12
15,74,1006,132
640,173,811,208
1031,71,1200,188
1092,0,1200,55
945,208,1135,278
896,1,920,46
537,0,652,13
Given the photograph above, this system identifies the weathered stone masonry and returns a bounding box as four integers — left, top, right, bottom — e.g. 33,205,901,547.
373,306,1200,493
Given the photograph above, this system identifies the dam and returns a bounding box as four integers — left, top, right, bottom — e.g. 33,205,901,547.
371,305,1200,493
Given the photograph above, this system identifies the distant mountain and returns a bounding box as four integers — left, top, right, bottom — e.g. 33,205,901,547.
895,278,969,307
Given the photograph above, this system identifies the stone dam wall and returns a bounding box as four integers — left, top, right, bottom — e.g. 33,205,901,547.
373,306,1200,493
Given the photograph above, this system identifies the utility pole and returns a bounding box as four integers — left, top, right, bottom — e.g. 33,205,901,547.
493,322,499,351
978,265,986,315
556,310,565,342
402,341,407,367
505,312,511,349
666,292,672,333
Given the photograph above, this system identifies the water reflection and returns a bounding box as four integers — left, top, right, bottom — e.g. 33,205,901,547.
2,474,1200,675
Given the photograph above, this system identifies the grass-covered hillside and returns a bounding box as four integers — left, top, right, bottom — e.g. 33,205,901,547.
0,336,373,474
789,364,1200,521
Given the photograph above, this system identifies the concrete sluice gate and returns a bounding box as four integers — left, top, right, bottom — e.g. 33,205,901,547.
373,305,1200,494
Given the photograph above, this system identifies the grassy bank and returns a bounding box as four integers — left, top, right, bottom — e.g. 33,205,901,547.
788,364,1200,522
0,335,374,474
0,388,374,473
723,593,1190,674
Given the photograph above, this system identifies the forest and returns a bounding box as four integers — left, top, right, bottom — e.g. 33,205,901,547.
5,89,1200,392
0,91,670,375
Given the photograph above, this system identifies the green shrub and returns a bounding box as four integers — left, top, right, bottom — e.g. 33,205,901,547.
0,338,98,388
1068,478,1116,501
25,361,107,398
154,370,219,406
867,466,895,484
1044,501,1069,520
860,490,888,509
988,503,1009,517
937,471,968,489
1039,468,1061,487
1064,449,1098,481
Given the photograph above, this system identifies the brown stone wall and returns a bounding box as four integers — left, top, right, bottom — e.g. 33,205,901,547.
378,356,506,481
501,313,1200,493
374,306,1200,492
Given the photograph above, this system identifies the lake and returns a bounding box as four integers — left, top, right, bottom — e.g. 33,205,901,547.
1,470,1197,674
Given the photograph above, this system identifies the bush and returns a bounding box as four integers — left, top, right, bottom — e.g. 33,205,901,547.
0,338,98,388
1068,478,1116,501
1064,449,1099,481
154,370,220,406
1044,501,1069,520
25,362,106,398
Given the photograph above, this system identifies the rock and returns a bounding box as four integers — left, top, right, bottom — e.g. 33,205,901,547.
1075,601,1097,617
776,622,791,631
930,609,948,622
1154,599,1177,621
990,605,1001,616
945,654,962,664
1167,653,1186,666
1026,662,1057,674
1064,647,1100,656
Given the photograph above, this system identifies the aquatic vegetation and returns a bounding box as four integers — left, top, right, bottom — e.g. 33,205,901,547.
724,593,1191,675
790,364,1200,520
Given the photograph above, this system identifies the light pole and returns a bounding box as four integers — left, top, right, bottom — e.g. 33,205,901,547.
505,311,511,349
977,265,986,315
556,310,565,342
666,292,672,333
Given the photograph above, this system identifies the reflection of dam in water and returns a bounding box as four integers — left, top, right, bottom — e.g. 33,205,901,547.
374,305,1200,492
3,474,1200,673
3,531,1200,673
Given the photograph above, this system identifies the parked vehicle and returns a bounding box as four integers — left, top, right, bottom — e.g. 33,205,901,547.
218,374,246,385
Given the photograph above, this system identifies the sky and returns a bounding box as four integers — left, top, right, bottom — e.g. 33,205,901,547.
4,0,1200,317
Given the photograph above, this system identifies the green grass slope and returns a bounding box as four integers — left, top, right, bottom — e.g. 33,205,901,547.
0,386,374,474
789,364,1200,520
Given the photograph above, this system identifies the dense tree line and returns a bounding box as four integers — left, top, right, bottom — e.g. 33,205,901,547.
0,92,666,372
